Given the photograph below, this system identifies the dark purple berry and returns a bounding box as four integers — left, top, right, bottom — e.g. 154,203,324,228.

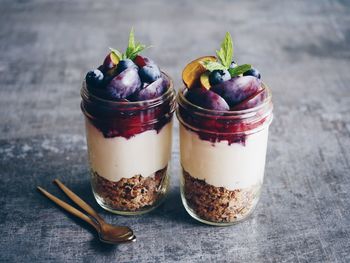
243,68,261,79
86,69,104,88
97,64,105,73
116,59,138,75
209,69,231,86
139,64,161,83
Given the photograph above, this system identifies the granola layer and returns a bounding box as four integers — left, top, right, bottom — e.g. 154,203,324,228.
92,166,168,211
183,169,259,223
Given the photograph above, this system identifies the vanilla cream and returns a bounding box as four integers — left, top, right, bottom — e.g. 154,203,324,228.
180,125,268,190
86,120,172,182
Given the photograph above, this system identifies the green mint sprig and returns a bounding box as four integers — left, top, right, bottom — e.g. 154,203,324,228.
202,32,252,78
202,60,226,71
109,27,150,61
216,32,233,68
228,64,252,76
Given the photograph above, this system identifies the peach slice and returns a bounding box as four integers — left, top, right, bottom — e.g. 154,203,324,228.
200,72,211,90
103,52,120,71
182,56,216,88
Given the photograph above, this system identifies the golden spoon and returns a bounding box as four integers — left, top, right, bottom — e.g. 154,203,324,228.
38,179,135,244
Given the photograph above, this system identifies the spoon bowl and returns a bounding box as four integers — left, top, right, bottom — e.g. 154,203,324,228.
37,179,137,245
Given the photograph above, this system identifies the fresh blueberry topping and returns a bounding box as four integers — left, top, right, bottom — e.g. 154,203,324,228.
209,69,231,86
97,64,105,73
139,64,161,83
86,69,104,88
116,59,138,75
243,68,261,79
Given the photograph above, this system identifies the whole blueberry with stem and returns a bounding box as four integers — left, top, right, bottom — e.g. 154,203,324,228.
209,69,231,86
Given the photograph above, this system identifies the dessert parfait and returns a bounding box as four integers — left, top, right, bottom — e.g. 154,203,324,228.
177,32,273,225
81,28,176,215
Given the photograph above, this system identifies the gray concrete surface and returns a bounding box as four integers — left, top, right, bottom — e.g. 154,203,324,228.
0,0,350,262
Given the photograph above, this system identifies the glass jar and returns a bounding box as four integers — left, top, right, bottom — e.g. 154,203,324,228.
176,84,273,225
81,74,176,215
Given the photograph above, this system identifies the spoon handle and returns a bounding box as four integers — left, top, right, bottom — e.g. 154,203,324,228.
53,179,105,225
37,186,99,230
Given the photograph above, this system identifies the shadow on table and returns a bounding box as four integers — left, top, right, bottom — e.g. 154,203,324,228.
145,186,200,226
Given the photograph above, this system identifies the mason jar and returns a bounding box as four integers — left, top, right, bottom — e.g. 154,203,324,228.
176,84,273,225
81,74,176,215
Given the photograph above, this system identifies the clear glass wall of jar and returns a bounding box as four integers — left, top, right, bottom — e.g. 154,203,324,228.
81,74,176,215
176,84,273,225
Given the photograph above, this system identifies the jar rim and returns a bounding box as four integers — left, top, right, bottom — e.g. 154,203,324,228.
81,71,175,108
177,82,272,118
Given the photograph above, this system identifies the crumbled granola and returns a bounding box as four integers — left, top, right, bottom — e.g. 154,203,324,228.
183,169,258,223
92,166,168,211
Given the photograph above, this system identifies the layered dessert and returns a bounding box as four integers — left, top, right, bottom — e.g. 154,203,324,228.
81,28,176,214
177,32,273,224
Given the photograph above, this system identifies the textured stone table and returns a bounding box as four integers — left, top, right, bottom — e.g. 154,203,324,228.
1,0,349,262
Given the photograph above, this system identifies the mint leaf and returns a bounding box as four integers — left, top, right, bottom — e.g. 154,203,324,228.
121,27,150,60
216,32,233,68
128,43,146,60
110,28,151,61
109,47,123,60
125,27,136,59
129,27,135,49
201,60,227,71
228,64,252,77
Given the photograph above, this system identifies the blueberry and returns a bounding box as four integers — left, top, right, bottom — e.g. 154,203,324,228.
139,64,161,83
229,61,237,69
97,64,105,73
86,69,104,88
116,59,138,75
209,69,231,86
243,68,261,79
